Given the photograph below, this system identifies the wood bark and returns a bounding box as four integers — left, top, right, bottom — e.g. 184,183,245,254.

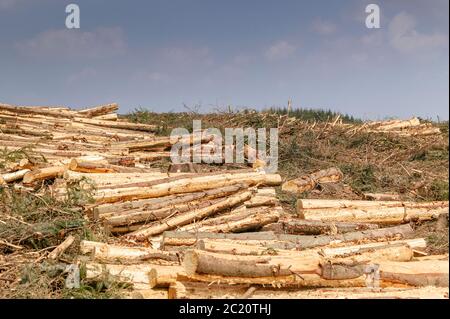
127,191,253,239
47,235,75,260
80,240,179,263
299,204,448,224
1,169,31,183
93,172,281,204
282,168,343,194
183,249,292,277
162,224,414,250
89,184,246,217
263,219,379,235
77,103,119,118
22,166,66,184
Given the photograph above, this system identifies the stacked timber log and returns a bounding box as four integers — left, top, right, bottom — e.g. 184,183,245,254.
1,103,448,299
346,117,441,137
282,168,343,194
296,199,448,224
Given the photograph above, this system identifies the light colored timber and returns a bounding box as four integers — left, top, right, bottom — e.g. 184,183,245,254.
183,245,413,279
264,219,379,235
80,240,179,263
162,224,414,250
93,172,281,204
22,166,67,184
1,169,31,183
90,184,248,218
180,205,279,232
47,235,75,260
320,238,427,258
169,285,449,299
0,102,79,118
93,113,118,121
84,262,183,289
299,203,448,224
103,197,227,227
364,193,402,201
76,103,119,118
296,199,448,210
73,117,158,132
188,209,281,233
379,260,449,287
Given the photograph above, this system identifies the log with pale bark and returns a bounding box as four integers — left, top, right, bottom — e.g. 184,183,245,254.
364,193,402,201
47,235,75,260
282,167,343,194
76,103,119,118
80,240,179,263
179,206,282,233
103,197,228,228
22,166,67,184
93,172,281,204
0,102,79,118
88,184,247,218
1,169,31,183
168,283,449,299
183,249,293,277
84,262,183,290
126,190,253,239
73,117,158,132
296,199,449,223
162,224,414,250
262,219,379,235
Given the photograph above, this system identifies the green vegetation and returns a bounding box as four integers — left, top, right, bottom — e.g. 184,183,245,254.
264,107,362,123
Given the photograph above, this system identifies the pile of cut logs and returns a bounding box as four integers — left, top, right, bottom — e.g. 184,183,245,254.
1,102,448,299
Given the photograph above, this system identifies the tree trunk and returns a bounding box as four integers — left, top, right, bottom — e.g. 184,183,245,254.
93,172,281,204
22,166,66,184
299,204,448,224
89,184,246,217
162,224,414,250
127,191,253,239
267,219,379,235
77,103,119,118
183,250,292,277
1,169,31,183
80,240,179,263
282,168,343,194
73,117,158,132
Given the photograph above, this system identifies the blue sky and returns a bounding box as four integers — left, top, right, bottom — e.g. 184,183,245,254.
0,0,448,119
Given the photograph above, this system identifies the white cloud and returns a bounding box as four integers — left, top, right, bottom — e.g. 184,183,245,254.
311,19,337,35
388,12,448,53
16,27,126,58
264,41,296,61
